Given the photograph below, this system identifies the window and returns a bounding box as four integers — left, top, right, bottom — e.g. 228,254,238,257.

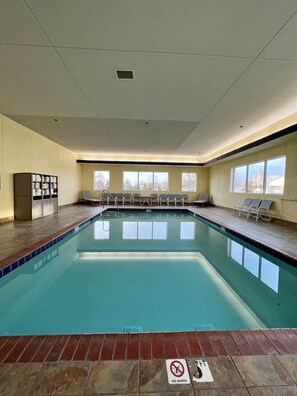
232,166,247,193
231,156,285,195
247,161,264,193
123,172,138,190
94,171,110,190
123,171,168,191
265,157,286,194
182,173,197,192
139,172,153,191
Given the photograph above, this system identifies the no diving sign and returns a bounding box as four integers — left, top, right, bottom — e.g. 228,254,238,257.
166,359,214,384
166,359,190,384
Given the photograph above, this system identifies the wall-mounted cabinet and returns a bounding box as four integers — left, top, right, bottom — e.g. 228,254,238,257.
14,173,58,220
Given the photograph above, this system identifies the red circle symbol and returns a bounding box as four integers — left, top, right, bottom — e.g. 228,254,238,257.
170,360,185,377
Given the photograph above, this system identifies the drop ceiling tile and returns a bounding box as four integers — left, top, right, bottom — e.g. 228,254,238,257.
0,45,96,117
204,58,297,125
102,119,198,147
260,12,297,61
0,0,51,45
28,0,297,57
7,116,115,150
178,58,297,156
57,48,251,121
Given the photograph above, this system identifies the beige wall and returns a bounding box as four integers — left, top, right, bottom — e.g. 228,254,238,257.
0,115,80,221
80,164,209,201
1,113,296,223
209,136,297,222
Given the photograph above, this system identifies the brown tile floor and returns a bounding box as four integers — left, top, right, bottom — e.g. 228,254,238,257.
1,356,297,395
0,204,297,395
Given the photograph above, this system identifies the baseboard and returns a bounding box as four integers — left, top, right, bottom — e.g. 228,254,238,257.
0,216,14,224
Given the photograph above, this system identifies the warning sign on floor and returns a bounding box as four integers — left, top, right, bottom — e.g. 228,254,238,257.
191,359,214,382
166,359,191,384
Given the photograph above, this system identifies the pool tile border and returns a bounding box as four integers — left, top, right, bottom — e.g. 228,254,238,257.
0,329,297,364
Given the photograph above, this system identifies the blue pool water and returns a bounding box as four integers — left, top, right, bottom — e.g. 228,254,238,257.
0,211,296,335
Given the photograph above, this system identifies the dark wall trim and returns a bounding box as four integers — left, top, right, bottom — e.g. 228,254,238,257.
204,123,297,165
77,159,204,166
77,123,297,167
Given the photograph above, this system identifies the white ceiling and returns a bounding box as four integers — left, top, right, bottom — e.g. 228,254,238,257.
1,0,297,161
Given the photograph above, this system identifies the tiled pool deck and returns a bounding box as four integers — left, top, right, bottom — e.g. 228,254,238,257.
0,204,297,395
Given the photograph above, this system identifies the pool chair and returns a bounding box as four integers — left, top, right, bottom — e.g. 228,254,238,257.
82,190,102,205
192,192,209,206
101,192,110,205
123,193,132,205
175,194,182,205
168,194,176,206
247,199,273,221
150,193,158,205
181,194,190,206
116,193,124,205
240,199,261,218
233,198,253,216
159,194,169,206
109,193,118,205
132,193,141,205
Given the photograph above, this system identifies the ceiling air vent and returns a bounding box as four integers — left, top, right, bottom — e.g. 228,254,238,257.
116,70,134,80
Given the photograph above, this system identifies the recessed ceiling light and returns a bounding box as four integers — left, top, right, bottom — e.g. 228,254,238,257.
115,70,134,80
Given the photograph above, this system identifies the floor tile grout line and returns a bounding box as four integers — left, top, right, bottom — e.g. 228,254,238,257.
183,331,194,358
55,334,70,363
274,354,297,385
24,361,43,396
230,355,250,389
16,335,35,363
240,329,265,355
30,335,55,363
257,329,280,355
81,360,93,396
3,335,24,363
0,336,22,363
271,328,297,353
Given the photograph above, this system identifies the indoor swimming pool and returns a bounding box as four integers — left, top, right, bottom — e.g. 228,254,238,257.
0,210,296,335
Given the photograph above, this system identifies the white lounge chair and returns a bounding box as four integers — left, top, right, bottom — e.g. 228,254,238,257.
247,200,273,221
82,190,102,205
240,199,261,218
233,198,253,216
192,193,209,206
